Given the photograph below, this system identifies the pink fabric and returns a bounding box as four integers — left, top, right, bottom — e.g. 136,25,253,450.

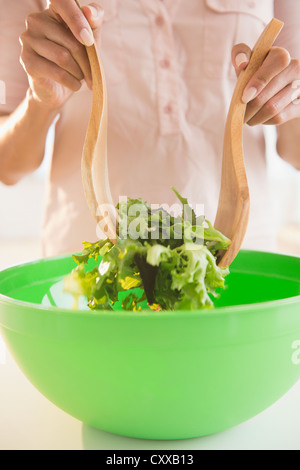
0,0,298,256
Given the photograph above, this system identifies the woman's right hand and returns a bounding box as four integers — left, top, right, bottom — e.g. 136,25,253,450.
19,0,104,110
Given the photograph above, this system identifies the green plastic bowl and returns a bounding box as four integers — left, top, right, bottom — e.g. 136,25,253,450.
0,250,299,439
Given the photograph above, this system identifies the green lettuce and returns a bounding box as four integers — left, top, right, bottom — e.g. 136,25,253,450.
64,188,230,311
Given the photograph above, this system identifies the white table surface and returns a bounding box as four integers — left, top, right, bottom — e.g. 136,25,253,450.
0,338,299,450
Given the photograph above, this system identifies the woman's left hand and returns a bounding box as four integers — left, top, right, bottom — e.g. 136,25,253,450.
232,44,300,126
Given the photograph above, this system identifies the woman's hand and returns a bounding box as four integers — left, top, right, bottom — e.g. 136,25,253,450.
19,0,104,110
232,44,300,126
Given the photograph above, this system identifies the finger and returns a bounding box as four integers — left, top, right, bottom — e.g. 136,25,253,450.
245,59,300,123
48,0,94,46
242,47,291,104
264,101,300,126
25,37,84,81
51,32,92,89
25,12,93,88
82,3,104,29
231,43,251,77
247,84,295,126
82,3,104,44
20,49,82,92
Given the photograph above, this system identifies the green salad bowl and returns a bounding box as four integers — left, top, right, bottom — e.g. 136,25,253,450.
0,250,299,439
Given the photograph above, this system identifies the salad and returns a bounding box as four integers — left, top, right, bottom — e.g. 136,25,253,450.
64,188,230,311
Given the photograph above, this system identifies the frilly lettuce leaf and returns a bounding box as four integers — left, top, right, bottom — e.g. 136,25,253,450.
64,188,231,311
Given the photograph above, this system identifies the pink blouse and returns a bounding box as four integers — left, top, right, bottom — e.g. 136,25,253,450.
0,0,299,256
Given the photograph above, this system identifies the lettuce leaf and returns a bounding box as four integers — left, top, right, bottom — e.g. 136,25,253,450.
64,188,230,311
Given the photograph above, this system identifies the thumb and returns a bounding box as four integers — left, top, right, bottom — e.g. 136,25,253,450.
231,43,252,77
82,3,104,42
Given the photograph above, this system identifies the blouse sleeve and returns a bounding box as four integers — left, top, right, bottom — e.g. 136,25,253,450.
0,0,45,115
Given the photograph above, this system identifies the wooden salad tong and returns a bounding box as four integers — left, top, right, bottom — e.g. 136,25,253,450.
76,0,117,243
76,1,158,302
215,18,283,267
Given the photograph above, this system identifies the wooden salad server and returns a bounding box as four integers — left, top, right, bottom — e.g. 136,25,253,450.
76,0,117,243
215,18,283,267
76,1,157,302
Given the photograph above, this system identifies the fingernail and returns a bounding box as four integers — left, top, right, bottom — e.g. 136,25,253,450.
235,52,249,69
86,77,93,91
88,6,98,18
88,5,104,19
79,27,94,47
242,86,257,104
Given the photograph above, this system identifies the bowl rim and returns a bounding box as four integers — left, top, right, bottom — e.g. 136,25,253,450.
0,249,299,319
